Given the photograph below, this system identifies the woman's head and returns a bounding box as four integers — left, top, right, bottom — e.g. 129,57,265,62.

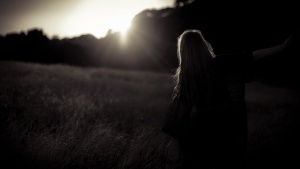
174,29,215,102
177,29,215,76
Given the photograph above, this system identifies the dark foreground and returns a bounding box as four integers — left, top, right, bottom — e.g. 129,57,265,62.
0,61,299,169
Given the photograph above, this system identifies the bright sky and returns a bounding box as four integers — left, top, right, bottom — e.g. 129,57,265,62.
0,0,174,38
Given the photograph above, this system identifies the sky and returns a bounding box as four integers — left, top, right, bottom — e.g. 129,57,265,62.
0,0,174,38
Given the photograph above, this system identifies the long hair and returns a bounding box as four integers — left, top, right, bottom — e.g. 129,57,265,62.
173,29,215,106
162,29,216,139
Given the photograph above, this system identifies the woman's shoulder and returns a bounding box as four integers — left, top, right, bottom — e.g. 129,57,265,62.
214,51,253,64
215,51,253,59
213,51,255,82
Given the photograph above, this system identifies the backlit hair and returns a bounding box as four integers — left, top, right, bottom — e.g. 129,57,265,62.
173,29,215,105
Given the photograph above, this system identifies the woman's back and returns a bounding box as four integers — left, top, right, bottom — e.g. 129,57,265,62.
163,29,297,169
162,29,253,169
180,52,253,168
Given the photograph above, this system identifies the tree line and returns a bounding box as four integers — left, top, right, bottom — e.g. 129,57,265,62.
1,1,299,81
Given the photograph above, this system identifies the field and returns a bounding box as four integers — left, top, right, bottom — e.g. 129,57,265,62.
0,61,299,169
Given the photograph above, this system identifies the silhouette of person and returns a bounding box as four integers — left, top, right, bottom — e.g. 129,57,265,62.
161,29,299,169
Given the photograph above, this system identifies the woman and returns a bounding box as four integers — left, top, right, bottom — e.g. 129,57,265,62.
161,29,298,169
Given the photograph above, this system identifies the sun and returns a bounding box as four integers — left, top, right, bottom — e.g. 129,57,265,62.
110,19,132,37
61,0,135,39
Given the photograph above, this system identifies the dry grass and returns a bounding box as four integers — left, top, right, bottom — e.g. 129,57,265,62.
0,61,299,169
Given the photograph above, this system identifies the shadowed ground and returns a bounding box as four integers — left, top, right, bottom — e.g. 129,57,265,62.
0,61,299,169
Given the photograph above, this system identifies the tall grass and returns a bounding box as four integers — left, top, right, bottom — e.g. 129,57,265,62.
0,61,299,169
245,81,300,169
0,61,173,169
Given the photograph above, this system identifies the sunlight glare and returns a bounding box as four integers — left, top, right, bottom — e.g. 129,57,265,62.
111,18,132,37
62,0,138,39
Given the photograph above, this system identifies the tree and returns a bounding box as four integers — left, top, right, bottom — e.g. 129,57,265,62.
174,0,195,7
